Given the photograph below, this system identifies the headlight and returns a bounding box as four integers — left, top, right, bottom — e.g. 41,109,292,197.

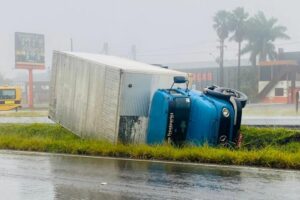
222,108,230,118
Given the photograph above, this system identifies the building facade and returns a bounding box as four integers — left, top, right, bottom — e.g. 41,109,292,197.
167,51,300,104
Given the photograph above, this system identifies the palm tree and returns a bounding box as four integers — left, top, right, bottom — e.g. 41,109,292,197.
241,12,290,65
229,7,249,90
213,10,232,86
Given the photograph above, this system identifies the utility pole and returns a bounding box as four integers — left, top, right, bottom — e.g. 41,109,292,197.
70,38,73,52
218,40,225,86
237,42,241,90
131,45,136,60
103,42,108,55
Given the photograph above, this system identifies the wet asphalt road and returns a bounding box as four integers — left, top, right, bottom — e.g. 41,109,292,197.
0,117,54,124
242,116,300,127
0,151,300,200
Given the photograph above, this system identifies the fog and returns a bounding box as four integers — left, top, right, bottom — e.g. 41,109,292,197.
0,0,300,78
1,2,300,190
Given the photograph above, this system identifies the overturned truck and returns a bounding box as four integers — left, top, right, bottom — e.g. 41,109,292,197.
49,51,187,144
147,77,248,147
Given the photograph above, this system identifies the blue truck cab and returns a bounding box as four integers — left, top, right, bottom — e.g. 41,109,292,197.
186,89,236,145
147,88,191,145
186,90,244,145
146,77,247,147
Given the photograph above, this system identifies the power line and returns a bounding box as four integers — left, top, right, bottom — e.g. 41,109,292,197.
137,47,240,57
275,41,300,46
137,51,214,57
137,40,218,54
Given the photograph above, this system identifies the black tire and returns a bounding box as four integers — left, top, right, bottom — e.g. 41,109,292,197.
204,86,248,108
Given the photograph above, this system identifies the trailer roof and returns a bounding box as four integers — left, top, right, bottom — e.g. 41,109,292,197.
57,51,186,75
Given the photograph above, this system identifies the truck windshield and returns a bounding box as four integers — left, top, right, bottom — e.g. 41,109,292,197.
0,89,16,99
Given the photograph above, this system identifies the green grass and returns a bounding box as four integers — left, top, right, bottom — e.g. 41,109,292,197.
0,124,299,169
242,126,300,148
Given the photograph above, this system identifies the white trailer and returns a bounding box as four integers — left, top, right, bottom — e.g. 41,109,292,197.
49,51,187,144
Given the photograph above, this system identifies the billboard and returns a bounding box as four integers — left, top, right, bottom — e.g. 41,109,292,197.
15,32,45,69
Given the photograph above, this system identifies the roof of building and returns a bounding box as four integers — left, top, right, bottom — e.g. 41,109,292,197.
279,51,300,62
259,60,298,66
58,51,185,75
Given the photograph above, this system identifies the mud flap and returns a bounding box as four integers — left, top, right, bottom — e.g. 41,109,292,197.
237,131,243,148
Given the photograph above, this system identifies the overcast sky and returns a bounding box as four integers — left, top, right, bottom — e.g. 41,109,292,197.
1,0,300,78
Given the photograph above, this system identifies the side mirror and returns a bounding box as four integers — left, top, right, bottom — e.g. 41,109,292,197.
170,76,189,92
173,76,187,84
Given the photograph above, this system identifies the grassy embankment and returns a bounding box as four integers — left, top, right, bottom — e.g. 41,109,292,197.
0,124,299,169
